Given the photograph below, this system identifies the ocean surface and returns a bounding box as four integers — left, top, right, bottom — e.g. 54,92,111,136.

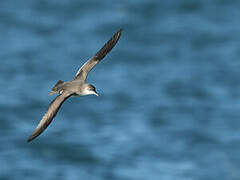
1,0,240,179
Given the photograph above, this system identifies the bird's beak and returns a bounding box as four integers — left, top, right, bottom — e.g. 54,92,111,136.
94,91,99,96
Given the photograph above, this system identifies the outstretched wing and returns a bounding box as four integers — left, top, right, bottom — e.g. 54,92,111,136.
74,28,122,81
27,91,73,142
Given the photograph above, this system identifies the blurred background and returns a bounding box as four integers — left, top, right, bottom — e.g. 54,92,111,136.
0,0,240,179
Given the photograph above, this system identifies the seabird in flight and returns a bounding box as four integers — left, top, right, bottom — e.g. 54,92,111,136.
27,29,122,142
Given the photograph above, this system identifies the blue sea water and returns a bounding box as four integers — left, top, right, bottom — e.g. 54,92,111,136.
1,0,240,179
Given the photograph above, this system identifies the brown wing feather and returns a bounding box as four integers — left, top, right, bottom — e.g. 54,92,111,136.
74,28,122,81
27,91,73,142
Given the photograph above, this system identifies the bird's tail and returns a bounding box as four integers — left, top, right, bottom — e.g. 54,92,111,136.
49,80,64,95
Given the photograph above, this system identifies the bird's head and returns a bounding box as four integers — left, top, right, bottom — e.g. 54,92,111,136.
84,84,99,96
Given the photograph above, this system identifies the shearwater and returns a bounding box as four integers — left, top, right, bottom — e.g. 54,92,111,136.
27,29,122,142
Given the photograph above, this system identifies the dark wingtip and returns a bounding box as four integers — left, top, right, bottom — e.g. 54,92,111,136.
95,28,123,60
118,28,123,34
27,135,34,143
27,129,40,143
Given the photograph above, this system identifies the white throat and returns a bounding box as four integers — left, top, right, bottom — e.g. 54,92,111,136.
82,89,99,96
